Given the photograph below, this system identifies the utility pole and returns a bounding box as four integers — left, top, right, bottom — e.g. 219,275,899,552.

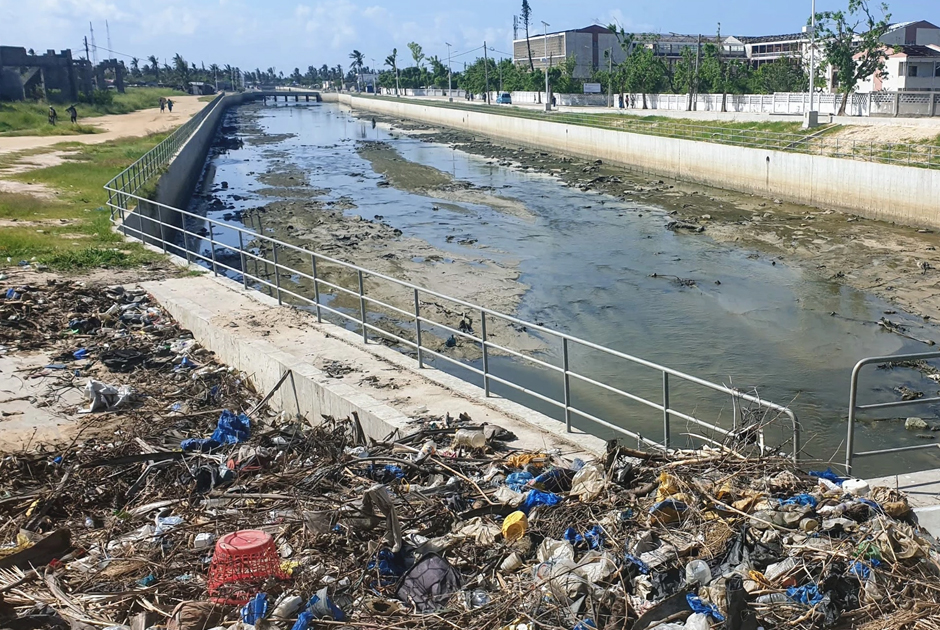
804,0,819,127
607,49,613,108
542,21,550,111
483,41,490,103
105,20,113,58
446,43,453,101
89,22,98,66
84,36,90,62
693,34,701,111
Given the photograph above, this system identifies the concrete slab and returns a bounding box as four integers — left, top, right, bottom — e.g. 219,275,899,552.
867,469,940,509
141,271,608,462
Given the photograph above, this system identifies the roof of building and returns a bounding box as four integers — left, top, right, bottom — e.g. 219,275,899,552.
885,20,940,32
891,44,940,57
737,33,806,44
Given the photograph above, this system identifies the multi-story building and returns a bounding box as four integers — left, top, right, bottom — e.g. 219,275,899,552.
856,44,940,92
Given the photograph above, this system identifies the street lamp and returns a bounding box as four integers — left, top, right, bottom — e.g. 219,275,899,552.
446,42,453,101
541,20,551,111
803,0,818,128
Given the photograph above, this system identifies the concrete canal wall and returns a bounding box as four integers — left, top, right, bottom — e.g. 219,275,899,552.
326,93,940,229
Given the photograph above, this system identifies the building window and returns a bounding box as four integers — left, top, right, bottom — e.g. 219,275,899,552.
908,63,918,77
935,62,940,77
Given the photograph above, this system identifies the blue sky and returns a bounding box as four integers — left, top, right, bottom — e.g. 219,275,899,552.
0,0,931,73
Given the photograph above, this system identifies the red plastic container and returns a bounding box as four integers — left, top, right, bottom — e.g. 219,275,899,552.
207,530,289,604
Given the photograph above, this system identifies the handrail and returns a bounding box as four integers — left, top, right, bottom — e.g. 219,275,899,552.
845,351,940,474
104,103,801,461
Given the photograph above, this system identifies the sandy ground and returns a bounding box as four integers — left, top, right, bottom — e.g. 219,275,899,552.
370,115,940,345
0,95,205,156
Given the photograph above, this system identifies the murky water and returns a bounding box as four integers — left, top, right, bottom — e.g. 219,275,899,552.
187,102,940,477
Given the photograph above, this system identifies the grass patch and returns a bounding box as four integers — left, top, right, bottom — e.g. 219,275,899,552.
0,133,170,269
198,95,217,102
0,87,185,136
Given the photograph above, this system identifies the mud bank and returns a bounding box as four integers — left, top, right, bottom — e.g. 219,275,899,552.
370,114,940,337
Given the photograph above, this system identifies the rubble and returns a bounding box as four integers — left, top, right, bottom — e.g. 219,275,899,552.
2,279,940,629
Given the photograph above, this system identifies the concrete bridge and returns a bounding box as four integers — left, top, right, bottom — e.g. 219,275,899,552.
255,89,321,102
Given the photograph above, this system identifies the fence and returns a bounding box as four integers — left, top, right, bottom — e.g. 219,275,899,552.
366,95,940,170
104,121,801,460
845,351,940,474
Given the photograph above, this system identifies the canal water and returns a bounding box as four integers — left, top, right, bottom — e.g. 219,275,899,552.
187,101,940,477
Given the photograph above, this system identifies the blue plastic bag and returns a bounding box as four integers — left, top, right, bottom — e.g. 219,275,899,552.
521,489,561,514
686,594,725,621
779,493,818,508
291,612,313,630
623,553,650,574
308,587,346,621
850,559,880,580
211,410,251,445
808,468,845,486
573,620,597,630
787,584,824,605
73,348,88,360
563,525,605,550
242,593,268,624
506,471,534,492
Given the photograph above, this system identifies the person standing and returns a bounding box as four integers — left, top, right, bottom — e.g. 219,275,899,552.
48,106,57,126
159,97,166,113
66,104,77,123
166,99,174,112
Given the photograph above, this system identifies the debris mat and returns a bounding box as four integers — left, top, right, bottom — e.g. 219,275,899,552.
2,280,940,629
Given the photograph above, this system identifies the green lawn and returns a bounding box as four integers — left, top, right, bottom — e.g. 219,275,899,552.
0,134,169,269
0,87,186,136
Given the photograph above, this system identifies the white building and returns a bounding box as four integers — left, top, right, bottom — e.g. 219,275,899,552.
856,44,940,92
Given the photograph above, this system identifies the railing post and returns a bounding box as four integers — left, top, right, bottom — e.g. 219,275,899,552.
845,363,862,475
414,288,423,367
311,254,322,323
238,231,248,290
159,219,167,254
272,242,282,305
358,270,367,343
481,310,490,396
562,338,571,432
662,372,671,448
208,223,218,276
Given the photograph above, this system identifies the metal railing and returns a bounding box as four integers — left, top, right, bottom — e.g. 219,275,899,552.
103,93,223,204
845,351,940,474
106,179,800,460
364,95,940,170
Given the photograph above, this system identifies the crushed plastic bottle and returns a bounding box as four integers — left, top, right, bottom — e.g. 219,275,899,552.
453,429,486,449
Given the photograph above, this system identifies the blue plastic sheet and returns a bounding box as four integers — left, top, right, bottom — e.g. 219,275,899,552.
368,548,406,583
563,525,605,550
779,493,818,508
180,438,222,453
242,593,268,624
808,467,846,486
686,594,725,621
73,348,88,360
623,554,650,574
291,612,313,630
573,620,597,630
211,410,251,445
308,589,346,621
521,489,562,514
787,584,824,605
506,471,534,492
850,559,881,580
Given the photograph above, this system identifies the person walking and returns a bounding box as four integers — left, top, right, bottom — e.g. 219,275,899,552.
159,97,166,113
66,104,77,124
47,106,57,126
166,99,174,112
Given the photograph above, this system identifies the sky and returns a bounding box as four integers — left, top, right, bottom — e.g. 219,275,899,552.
0,0,931,74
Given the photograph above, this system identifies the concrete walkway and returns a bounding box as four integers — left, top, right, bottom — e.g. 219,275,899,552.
867,469,940,535
0,95,205,156
143,271,606,461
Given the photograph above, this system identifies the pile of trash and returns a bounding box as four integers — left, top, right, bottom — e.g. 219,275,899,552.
2,280,940,630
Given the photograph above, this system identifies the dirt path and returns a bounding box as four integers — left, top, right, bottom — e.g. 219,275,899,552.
0,95,206,156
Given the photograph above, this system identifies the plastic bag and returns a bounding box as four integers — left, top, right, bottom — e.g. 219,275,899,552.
83,380,134,413
211,410,251,445
570,464,606,501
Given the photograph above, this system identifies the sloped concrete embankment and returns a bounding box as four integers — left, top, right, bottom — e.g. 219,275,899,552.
324,93,940,229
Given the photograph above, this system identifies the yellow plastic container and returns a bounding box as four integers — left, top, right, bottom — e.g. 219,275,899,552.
501,510,528,542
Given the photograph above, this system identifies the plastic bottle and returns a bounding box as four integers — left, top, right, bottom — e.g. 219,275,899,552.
764,557,797,582
454,429,486,449
685,560,712,586
756,593,790,604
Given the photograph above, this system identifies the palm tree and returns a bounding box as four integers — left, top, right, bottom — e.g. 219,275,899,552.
130,57,140,78
147,55,160,82
385,49,399,95
173,54,190,87
349,50,365,91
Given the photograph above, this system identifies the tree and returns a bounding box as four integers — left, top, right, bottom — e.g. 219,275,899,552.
130,57,140,78
749,57,808,93
291,67,303,84
407,42,425,69
815,0,891,115
428,55,449,88
349,50,365,90
173,54,190,87
521,0,534,71
673,47,698,109
148,55,160,81
385,49,399,95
